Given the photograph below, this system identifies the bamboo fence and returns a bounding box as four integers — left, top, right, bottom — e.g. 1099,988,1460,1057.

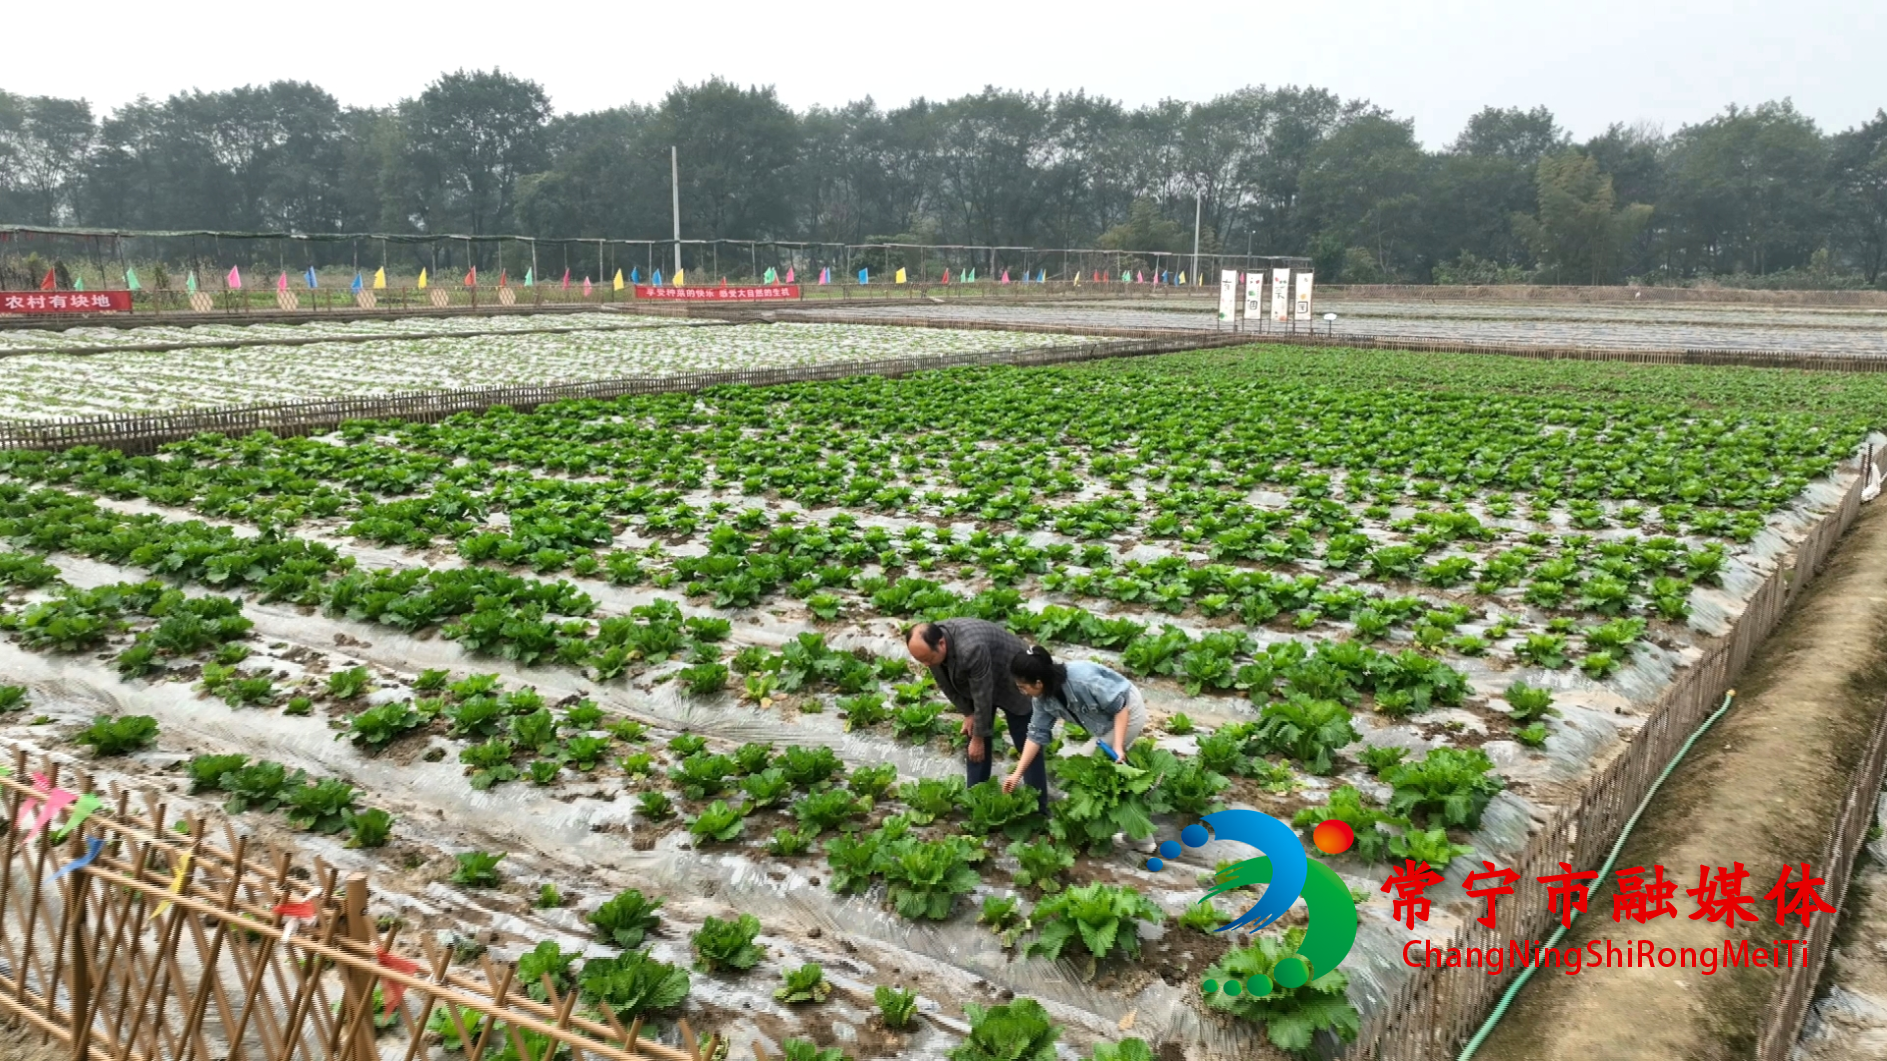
0,749,715,1061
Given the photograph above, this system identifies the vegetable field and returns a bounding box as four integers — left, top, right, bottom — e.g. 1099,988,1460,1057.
0,319,1095,421
1,344,1882,1060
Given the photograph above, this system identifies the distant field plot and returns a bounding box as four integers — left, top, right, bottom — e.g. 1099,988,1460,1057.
0,320,1096,420
803,298,1887,356
0,310,700,353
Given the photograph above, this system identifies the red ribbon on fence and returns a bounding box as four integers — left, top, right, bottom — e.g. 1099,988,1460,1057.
273,898,319,940
376,949,421,1014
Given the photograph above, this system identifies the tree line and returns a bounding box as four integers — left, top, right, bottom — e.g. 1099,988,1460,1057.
2,70,1884,285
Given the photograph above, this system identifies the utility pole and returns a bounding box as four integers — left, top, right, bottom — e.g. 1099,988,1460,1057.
1191,184,1202,284
671,146,682,277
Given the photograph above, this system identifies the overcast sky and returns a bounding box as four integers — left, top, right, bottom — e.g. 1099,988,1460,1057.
16,0,1884,145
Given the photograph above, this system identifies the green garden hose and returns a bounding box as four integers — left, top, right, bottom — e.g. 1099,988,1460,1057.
1455,689,1738,1060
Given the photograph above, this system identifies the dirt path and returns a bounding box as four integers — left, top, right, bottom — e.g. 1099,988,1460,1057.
1475,499,1887,1061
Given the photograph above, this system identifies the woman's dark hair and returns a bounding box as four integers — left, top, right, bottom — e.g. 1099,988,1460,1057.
1009,645,1068,701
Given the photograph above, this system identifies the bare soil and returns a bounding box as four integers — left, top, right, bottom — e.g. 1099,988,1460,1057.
1475,500,1887,1060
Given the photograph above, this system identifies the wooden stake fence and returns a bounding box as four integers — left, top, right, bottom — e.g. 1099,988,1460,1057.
0,749,712,1061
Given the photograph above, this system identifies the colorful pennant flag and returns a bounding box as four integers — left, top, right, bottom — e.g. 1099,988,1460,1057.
561,268,571,289
523,268,533,288
277,272,288,293
784,267,795,283
416,268,428,290
1177,271,1186,286
52,839,104,882
125,267,141,291
39,269,55,291
818,267,829,285
463,267,476,288
351,273,363,293
673,268,686,286
186,271,199,294
966,268,976,282
17,776,76,840
629,267,640,284
762,267,777,284
373,267,387,290
651,269,663,286
498,270,508,288
583,277,593,296
613,269,624,291
942,268,951,284
306,266,318,289
273,897,318,941
377,950,422,1015
53,794,103,843
227,266,242,290
894,267,907,284
73,277,84,292
1000,270,1010,284
857,268,868,284
1073,271,1080,286
149,852,192,923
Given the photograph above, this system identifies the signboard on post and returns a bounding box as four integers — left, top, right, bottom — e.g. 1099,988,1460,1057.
1271,268,1291,323
0,291,133,314
1243,271,1264,328
1293,272,1315,322
1217,270,1238,323
634,284,799,301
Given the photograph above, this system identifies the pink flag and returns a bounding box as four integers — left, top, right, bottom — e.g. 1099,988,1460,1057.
227,266,242,290
562,269,570,290
942,268,951,284
1136,270,1144,283
784,267,795,283
819,267,829,285
277,272,288,293
1000,270,1010,284
583,277,592,297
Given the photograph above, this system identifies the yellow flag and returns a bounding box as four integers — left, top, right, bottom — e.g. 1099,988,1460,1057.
1178,271,1187,286
149,852,192,923
417,268,428,290
1074,272,1081,286
894,267,907,284
674,268,686,286
613,269,624,291
373,267,386,290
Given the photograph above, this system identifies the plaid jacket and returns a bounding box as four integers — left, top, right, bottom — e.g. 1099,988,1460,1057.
926,618,1033,739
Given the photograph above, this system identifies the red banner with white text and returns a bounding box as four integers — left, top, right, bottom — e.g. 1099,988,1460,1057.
0,291,134,314
634,285,799,301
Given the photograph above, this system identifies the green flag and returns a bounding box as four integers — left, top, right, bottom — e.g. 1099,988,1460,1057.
73,277,84,292
524,268,534,287
763,266,776,283
125,267,141,291
186,271,198,294
967,268,976,282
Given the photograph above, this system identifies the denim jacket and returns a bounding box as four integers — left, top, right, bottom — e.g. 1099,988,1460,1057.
1024,660,1135,747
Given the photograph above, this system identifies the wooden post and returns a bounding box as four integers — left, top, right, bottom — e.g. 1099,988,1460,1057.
339,874,377,1061
65,863,93,1061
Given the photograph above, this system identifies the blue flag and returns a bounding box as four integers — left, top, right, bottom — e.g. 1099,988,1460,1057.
351,273,363,293
305,266,317,289
652,269,663,286
858,268,869,284
630,267,640,283
1039,269,1047,283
